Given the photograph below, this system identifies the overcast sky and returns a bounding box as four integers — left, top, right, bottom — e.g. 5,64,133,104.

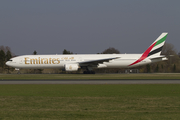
1,1,180,55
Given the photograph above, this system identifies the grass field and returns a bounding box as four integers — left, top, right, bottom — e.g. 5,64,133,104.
0,84,180,120
0,73,180,80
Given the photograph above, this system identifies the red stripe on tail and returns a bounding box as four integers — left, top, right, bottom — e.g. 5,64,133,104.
129,42,157,66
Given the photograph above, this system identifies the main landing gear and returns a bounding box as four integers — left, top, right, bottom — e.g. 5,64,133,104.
83,66,95,74
83,71,95,74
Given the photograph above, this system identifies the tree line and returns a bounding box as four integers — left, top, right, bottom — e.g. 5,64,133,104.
0,43,180,73
0,46,12,73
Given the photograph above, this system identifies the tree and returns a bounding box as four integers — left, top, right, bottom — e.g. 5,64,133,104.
6,50,12,61
0,50,6,68
173,64,176,72
33,50,37,55
5,50,12,73
0,46,5,53
63,49,73,54
0,46,13,73
102,47,120,54
161,43,177,56
155,64,159,72
146,64,151,73
161,42,179,69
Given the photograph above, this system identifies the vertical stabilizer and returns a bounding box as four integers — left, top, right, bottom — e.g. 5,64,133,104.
147,32,168,57
129,33,168,66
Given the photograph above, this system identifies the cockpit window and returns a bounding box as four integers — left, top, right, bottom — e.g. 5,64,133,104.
9,60,13,62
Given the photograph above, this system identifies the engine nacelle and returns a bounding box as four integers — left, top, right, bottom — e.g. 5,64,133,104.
65,64,79,71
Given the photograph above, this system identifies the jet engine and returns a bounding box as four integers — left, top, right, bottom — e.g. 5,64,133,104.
65,64,79,71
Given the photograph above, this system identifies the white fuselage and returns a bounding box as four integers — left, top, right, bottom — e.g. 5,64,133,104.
6,54,153,69
5,33,168,72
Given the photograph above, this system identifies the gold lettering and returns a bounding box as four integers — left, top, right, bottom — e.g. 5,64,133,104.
49,58,52,64
69,57,74,60
57,58,60,64
25,57,62,64
30,58,38,64
44,58,48,64
38,57,40,64
25,57,29,64
41,58,44,64
64,57,68,60
52,58,56,64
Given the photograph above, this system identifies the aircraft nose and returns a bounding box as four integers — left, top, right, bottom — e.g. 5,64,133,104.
6,61,10,66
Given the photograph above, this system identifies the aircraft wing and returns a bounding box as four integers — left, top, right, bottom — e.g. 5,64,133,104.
79,57,120,67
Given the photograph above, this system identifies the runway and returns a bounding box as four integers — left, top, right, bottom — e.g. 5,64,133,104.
0,79,180,84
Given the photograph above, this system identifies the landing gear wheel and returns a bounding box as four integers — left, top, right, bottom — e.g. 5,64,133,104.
83,71,95,74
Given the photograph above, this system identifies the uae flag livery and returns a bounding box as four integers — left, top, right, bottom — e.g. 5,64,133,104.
129,33,168,66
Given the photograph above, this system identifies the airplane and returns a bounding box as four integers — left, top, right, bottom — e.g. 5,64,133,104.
6,32,168,74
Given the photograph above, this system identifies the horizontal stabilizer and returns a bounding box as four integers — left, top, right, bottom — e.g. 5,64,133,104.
148,55,166,60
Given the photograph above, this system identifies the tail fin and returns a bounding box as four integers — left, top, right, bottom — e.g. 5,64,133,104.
147,32,168,58
129,33,168,66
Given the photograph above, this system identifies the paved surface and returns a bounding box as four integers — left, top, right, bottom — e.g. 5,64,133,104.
0,79,180,84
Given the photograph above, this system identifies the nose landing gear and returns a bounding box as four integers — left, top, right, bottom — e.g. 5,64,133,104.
15,68,21,74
